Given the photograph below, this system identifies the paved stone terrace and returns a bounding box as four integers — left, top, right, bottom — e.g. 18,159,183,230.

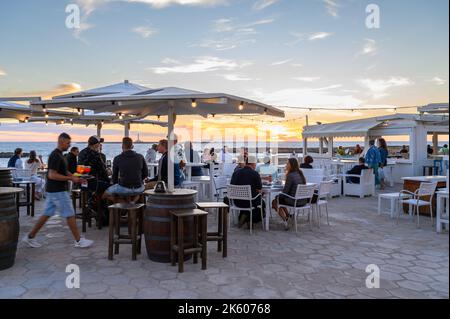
1,186,448,299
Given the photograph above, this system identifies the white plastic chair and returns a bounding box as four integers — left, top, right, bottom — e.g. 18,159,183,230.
313,181,333,226
398,181,438,228
277,184,316,233
227,184,264,235
213,176,229,202
342,169,375,198
12,169,32,181
302,168,325,185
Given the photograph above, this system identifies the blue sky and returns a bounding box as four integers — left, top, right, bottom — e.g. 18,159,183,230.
0,0,448,141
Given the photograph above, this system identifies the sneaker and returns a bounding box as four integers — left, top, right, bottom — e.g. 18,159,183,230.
74,237,94,248
22,235,42,248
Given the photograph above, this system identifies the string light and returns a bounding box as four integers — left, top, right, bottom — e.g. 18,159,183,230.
77,108,82,115
24,117,29,123
263,108,267,116
45,112,49,118
157,115,161,120
239,101,244,111
191,99,197,108
42,105,47,112
45,121,48,126
117,113,123,120
279,105,418,111
70,119,74,126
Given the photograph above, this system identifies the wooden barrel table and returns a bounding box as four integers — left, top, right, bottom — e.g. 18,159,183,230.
0,168,13,187
144,189,197,263
0,187,23,271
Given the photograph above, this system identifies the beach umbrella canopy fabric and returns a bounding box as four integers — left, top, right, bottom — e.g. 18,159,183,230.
53,80,150,99
32,86,285,191
0,101,73,122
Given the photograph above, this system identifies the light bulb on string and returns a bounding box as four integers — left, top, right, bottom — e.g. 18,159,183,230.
191,99,197,108
239,102,244,111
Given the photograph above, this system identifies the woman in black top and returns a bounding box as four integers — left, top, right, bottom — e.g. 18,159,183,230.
272,158,307,227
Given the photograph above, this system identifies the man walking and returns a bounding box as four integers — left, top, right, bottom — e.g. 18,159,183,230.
365,139,382,187
22,133,94,248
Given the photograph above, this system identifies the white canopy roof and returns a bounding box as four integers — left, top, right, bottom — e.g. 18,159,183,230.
418,103,449,114
32,86,285,118
303,113,449,138
27,115,168,127
53,80,150,99
0,101,73,121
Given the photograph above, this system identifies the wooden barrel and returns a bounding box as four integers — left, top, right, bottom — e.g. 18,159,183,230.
144,189,197,263
0,187,22,271
0,168,13,187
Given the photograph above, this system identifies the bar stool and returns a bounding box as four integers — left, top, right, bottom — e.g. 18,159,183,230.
196,202,229,258
170,209,208,273
108,203,145,260
422,165,436,176
71,189,82,210
12,180,35,217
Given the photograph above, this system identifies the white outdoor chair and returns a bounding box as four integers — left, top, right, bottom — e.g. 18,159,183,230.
213,175,229,202
227,184,264,235
342,169,375,198
313,181,334,226
302,168,325,185
277,184,316,233
398,181,438,228
12,169,32,181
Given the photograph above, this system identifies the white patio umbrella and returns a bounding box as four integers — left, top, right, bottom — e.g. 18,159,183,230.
32,86,285,192
0,101,73,122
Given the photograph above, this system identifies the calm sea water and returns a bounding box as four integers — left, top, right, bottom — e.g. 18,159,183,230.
0,140,447,167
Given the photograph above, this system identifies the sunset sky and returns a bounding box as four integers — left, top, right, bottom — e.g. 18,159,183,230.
0,0,448,142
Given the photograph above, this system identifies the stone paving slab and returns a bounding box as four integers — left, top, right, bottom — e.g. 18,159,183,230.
0,186,448,299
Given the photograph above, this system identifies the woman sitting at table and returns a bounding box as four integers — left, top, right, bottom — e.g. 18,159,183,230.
25,150,46,200
272,158,307,230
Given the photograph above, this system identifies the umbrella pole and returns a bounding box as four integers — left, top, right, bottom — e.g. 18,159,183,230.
167,104,175,192
124,121,130,137
97,123,102,138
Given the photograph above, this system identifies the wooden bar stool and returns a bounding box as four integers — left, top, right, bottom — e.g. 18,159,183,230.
170,209,208,273
108,203,145,261
71,189,82,210
13,181,35,217
196,202,229,258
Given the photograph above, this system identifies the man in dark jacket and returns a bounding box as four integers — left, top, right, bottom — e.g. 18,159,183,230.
346,157,368,184
229,155,265,228
78,136,111,226
65,147,79,174
104,137,148,199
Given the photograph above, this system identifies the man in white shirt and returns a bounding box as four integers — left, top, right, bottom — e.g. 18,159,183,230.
145,144,158,163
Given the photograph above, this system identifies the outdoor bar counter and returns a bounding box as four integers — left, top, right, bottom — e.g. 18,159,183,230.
143,189,198,263
401,176,447,215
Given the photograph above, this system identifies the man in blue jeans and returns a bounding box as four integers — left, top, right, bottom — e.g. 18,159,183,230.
22,133,94,248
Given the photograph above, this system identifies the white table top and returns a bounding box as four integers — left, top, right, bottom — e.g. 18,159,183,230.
436,190,449,196
401,176,447,183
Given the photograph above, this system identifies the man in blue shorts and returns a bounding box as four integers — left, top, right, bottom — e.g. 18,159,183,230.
22,133,94,248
